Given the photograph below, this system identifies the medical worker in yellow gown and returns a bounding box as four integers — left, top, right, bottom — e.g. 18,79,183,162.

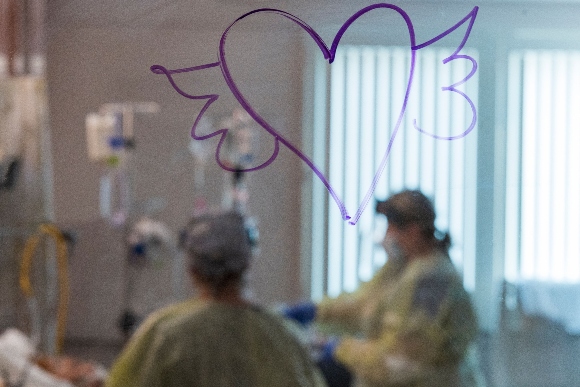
285,190,485,387
106,210,327,387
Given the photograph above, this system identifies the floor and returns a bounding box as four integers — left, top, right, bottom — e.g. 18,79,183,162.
479,310,580,387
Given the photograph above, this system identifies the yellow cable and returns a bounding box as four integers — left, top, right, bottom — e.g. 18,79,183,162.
19,223,69,355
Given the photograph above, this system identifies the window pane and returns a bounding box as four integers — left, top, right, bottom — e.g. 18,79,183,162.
316,45,479,295
506,49,580,284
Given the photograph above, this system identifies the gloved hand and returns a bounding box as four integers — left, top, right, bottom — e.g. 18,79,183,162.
320,337,340,362
282,301,317,326
316,338,352,387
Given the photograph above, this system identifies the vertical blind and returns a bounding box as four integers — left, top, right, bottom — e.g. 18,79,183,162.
505,50,580,284
313,45,479,298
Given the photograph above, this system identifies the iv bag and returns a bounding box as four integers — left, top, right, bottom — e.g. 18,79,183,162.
85,112,118,162
0,79,24,180
220,108,258,169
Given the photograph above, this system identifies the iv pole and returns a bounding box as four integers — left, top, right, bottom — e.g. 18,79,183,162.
87,102,160,341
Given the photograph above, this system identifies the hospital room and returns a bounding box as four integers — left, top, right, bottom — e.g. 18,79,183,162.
1,0,580,386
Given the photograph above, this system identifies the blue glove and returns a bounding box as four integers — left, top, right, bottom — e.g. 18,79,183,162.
320,337,340,362
316,337,352,387
283,301,317,326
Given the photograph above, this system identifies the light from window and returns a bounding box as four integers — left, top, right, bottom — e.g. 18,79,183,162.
314,45,479,298
505,50,580,284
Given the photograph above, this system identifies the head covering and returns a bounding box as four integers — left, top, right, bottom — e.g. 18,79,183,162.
376,189,436,230
180,210,252,280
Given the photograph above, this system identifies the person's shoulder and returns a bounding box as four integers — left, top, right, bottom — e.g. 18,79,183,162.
251,306,313,345
404,252,444,279
152,298,204,321
165,298,213,323
157,302,259,338
248,304,293,326
136,298,206,336
415,251,459,276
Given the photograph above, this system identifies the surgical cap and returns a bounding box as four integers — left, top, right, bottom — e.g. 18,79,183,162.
180,211,251,279
376,189,436,229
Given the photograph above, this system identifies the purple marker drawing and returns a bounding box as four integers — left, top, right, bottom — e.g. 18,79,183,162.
151,3,479,225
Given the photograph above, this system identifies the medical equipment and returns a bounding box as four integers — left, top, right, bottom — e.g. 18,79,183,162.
126,217,174,267
186,109,259,246
0,74,58,375
85,102,159,226
0,78,24,191
188,115,213,189
86,102,190,339
86,102,159,162
85,112,118,164
216,109,261,252
218,108,258,212
19,224,70,356
0,158,19,190
119,217,184,338
219,107,259,169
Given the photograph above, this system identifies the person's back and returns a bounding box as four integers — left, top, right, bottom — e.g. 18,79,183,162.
106,210,327,387
141,301,324,387
107,299,326,387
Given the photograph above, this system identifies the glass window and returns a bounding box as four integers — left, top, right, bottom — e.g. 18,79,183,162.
310,45,479,298
505,50,580,284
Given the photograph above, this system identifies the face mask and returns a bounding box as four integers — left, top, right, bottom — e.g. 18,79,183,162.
381,233,404,262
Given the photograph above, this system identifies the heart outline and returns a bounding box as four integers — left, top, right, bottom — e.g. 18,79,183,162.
151,3,479,225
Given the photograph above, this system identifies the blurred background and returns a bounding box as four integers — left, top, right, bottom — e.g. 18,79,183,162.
2,1,580,386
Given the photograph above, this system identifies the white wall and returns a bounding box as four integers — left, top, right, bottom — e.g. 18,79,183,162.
47,22,305,340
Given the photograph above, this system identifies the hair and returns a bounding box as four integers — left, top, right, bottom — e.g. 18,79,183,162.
180,211,252,297
433,230,452,253
189,257,246,297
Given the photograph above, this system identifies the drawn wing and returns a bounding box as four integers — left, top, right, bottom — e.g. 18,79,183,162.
151,62,279,172
412,6,479,140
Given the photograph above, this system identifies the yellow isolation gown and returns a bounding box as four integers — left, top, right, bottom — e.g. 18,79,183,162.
316,252,485,387
106,298,327,387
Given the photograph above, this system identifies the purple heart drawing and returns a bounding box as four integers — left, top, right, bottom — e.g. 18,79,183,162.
151,3,479,225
